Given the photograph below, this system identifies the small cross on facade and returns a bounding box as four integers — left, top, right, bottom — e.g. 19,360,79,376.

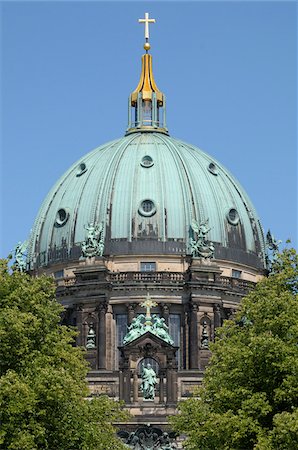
138,12,156,41
141,292,157,321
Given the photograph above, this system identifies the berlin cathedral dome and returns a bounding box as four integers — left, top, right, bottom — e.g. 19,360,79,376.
28,127,266,271
24,12,268,443
27,51,266,274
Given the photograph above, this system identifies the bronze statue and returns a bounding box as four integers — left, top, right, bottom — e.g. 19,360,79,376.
141,363,157,400
190,218,214,259
81,222,104,257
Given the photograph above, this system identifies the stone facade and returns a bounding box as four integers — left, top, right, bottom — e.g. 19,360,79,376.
55,254,259,429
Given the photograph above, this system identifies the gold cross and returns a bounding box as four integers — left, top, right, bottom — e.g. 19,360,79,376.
141,292,157,320
138,12,156,41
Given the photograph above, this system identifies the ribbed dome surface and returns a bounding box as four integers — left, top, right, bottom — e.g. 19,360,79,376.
28,132,266,269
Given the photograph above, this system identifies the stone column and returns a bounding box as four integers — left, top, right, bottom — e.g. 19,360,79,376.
123,369,131,403
97,302,107,369
75,304,84,347
171,369,178,403
133,371,139,402
166,368,177,404
159,369,165,404
189,303,199,369
119,369,124,401
183,307,189,370
105,304,113,370
213,303,221,338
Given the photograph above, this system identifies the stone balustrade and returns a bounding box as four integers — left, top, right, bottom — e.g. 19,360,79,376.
55,271,256,293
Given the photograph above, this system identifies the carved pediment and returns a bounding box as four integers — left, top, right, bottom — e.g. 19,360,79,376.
120,330,176,350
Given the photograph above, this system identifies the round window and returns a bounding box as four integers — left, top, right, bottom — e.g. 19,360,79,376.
141,155,154,168
138,199,156,217
55,208,69,227
76,162,87,177
227,208,239,225
208,162,218,175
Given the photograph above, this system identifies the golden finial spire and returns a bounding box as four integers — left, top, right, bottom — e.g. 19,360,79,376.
138,12,156,52
126,13,168,135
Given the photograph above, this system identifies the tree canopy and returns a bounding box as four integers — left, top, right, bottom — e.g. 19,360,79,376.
171,248,298,449
0,260,128,450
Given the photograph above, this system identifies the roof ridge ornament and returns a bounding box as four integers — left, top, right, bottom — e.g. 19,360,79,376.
126,14,168,135
138,12,156,52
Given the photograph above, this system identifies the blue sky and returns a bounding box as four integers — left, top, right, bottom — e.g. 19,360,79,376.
1,1,297,258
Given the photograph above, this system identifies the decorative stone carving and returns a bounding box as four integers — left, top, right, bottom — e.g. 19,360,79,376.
138,342,158,359
86,323,96,349
201,320,209,349
190,218,214,259
141,362,157,400
265,230,282,272
13,240,28,272
81,222,104,257
118,426,178,449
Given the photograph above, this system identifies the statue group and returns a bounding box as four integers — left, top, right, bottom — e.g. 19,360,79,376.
118,425,178,449
190,218,214,259
122,314,174,346
81,222,104,257
13,240,28,272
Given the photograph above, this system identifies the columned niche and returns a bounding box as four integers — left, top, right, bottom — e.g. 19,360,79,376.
119,332,178,405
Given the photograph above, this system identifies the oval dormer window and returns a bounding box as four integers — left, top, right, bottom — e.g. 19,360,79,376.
76,162,87,177
208,162,218,175
138,199,156,217
141,155,154,168
55,208,69,227
227,208,239,225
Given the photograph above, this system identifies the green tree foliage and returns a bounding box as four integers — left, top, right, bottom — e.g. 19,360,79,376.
0,260,128,450
171,248,298,449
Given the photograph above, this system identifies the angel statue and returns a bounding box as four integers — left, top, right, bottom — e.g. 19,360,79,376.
13,240,28,272
122,314,146,344
151,315,174,345
81,222,104,257
265,230,282,272
190,218,214,259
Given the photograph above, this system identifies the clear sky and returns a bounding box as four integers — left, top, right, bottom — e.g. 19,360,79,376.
1,1,297,258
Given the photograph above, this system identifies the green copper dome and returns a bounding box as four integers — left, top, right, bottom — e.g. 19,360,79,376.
27,131,266,269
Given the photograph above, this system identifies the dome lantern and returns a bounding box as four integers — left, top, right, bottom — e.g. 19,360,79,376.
126,13,168,135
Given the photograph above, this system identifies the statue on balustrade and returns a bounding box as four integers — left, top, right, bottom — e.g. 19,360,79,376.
81,222,104,257
13,240,28,272
190,218,214,259
265,229,282,273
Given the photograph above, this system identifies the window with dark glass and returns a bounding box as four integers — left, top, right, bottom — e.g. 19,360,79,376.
115,314,128,367
54,270,64,279
169,314,181,368
140,262,156,272
232,269,242,278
